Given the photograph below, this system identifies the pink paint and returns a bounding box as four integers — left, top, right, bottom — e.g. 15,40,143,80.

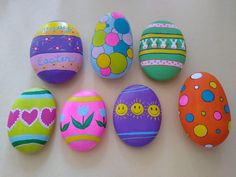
21,109,38,126
214,111,222,120
30,52,82,73
7,110,20,129
100,67,111,76
179,95,188,106
61,91,107,152
105,33,119,46
40,108,56,128
111,12,125,19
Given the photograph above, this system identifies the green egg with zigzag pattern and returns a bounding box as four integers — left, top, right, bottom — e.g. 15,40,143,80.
139,20,187,81
7,88,56,154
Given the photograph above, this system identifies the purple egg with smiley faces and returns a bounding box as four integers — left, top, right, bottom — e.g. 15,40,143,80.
113,84,162,147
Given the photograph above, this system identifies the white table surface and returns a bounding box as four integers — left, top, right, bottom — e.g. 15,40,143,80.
0,0,236,177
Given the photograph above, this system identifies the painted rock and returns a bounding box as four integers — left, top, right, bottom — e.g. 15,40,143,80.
179,72,231,148
139,20,186,81
30,21,83,84
113,84,162,147
7,88,56,153
91,12,133,79
60,91,107,152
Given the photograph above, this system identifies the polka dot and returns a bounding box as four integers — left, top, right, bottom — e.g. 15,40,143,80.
214,111,222,120
114,18,130,34
194,124,208,137
209,81,217,89
228,121,232,131
95,22,106,31
194,85,199,90
185,113,194,123
220,97,224,102
93,31,106,46
127,48,133,58
92,47,104,58
111,12,125,19
201,111,206,116
205,144,213,148
191,73,203,79
105,33,119,46
109,53,127,74
180,85,186,92
100,67,111,76
224,105,230,113
114,40,129,56
201,90,215,102
179,95,188,106
122,33,132,45
216,128,221,134
96,54,111,68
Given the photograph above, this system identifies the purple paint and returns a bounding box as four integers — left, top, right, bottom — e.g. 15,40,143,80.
113,84,162,147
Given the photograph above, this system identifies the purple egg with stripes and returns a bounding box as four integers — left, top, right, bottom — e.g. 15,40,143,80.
113,84,162,147
30,21,83,84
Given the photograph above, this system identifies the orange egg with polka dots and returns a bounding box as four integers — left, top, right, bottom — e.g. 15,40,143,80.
178,72,231,148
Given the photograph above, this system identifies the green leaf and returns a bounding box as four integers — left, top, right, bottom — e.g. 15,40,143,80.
72,116,84,129
96,120,104,127
60,122,70,132
96,120,106,128
83,112,94,129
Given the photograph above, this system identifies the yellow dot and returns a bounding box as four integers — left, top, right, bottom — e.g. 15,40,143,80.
194,124,208,137
95,22,106,31
220,97,224,102
209,81,217,89
228,121,232,131
201,111,206,116
96,54,111,68
127,48,133,59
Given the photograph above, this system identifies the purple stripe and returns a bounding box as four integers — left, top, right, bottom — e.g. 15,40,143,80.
37,70,76,84
30,35,83,57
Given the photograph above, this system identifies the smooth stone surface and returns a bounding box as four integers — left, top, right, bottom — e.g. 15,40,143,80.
91,12,133,79
60,91,107,152
179,72,231,148
7,88,56,154
139,20,186,81
30,21,83,84
113,84,162,147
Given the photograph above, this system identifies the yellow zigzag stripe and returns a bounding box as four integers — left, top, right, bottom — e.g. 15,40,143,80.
65,135,101,144
139,49,186,56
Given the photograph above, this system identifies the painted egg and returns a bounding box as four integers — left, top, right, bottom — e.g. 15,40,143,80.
30,21,83,84
91,12,133,79
179,72,231,148
7,88,56,153
113,84,162,147
139,20,186,81
60,91,107,152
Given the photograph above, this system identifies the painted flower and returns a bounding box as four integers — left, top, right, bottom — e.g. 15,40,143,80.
78,106,89,116
60,114,65,123
99,108,106,117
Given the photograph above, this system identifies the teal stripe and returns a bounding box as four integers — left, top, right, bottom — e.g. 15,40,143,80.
22,90,51,95
10,135,49,143
118,131,158,136
122,136,156,140
19,94,54,99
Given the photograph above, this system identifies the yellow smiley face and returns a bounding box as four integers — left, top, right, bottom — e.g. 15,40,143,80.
131,103,144,115
148,105,160,117
115,104,128,116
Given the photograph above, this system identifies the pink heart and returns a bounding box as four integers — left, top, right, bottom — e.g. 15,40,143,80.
21,109,38,126
40,108,56,128
7,110,20,129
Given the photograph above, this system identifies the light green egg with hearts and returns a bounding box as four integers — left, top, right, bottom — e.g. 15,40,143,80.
7,88,56,154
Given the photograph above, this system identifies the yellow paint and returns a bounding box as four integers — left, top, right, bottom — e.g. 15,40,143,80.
131,103,144,116
148,105,160,117
34,21,80,37
115,104,128,116
139,49,186,56
141,33,183,39
68,96,102,102
65,135,101,144
194,124,208,137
